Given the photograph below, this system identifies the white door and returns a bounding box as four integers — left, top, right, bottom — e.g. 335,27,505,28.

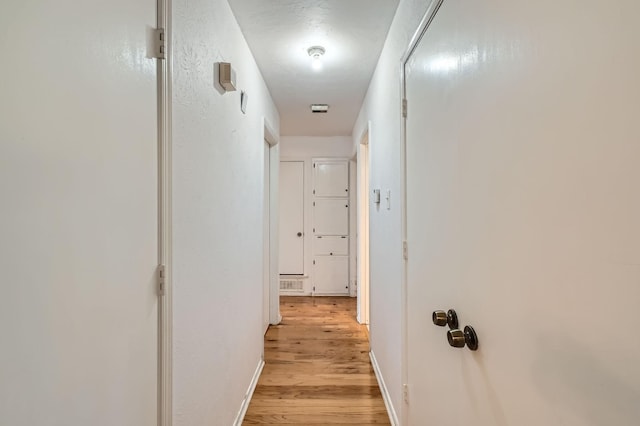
279,161,304,274
314,161,349,197
263,141,270,334
0,0,159,424
313,256,349,295
404,1,640,425
313,199,349,236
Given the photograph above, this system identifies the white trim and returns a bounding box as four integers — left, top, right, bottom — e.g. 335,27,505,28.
263,118,281,325
398,3,445,425
263,117,279,147
348,158,358,298
356,123,371,325
232,357,265,426
157,0,173,424
370,351,399,426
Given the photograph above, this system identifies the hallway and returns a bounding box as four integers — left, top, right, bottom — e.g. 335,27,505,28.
244,297,389,424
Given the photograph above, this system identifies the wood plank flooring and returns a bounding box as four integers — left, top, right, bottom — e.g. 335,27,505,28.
243,296,390,425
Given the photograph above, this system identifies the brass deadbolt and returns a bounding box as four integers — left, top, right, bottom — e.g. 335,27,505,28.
432,309,458,329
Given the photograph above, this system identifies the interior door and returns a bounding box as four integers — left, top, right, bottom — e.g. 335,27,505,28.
404,1,640,425
404,5,463,419
279,161,304,274
0,0,159,424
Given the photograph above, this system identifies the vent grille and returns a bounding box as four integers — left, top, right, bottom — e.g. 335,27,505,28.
280,279,304,291
310,104,329,113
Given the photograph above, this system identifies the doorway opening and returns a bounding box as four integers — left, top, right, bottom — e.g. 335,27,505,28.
263,119,281,327
357,126,371,326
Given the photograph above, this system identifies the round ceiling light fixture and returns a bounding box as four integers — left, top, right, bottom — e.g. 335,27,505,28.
307,46,326,71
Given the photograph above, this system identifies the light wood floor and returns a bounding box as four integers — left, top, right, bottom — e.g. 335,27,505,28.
243,296,390,425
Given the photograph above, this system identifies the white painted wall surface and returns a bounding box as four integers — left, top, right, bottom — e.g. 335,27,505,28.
280,136,354,158
280,137,355,295
172,0,279,423
0,1,159,425
352,1,431,421
357,0,640,424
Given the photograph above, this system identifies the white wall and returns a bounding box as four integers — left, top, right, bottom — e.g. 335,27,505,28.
281,136,354,158
172,0,279,423
357,0,640,424
0,0,159,425
280,137,356,295
352,0,431,421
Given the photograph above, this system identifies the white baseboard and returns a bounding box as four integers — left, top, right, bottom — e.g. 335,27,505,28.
232,357,265,426
370,351,399,426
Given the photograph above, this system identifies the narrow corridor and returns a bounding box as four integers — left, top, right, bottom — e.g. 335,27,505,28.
243,297,390,424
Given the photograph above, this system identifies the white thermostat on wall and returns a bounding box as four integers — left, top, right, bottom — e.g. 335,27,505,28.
218,62,237,92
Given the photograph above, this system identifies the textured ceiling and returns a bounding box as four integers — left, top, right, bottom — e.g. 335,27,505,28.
228,0,400,136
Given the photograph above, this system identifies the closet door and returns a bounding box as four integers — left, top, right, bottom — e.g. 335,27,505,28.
314,161,349,197
313,256,349,295
312,159,349,295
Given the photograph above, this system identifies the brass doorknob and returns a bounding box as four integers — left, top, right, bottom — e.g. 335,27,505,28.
447,329,466,347
447,326,479,351
432,309,458,329
432,310,447,326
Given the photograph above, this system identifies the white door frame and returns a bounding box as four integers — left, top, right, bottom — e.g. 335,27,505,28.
263,118,281,325
399,1,445,424
263,140,271,334
157,0,173,424
357,124,371,325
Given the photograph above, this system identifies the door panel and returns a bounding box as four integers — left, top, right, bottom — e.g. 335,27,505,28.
405,1,640,425
0,0,158,424
314,161,349,197
314,256,349,294
279,161,304,274
314,199,349,236
313,236,349,256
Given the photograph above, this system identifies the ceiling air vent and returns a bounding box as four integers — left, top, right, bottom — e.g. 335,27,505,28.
310,104,329,113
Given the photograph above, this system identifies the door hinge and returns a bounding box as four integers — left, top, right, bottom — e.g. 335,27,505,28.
403,384,409,403
157,264,166,296
313,260,316,265
313,201,316,206
402,98,407,118
153,28,166,59
313,163,316,168
403,241,408,260
313,227,315,232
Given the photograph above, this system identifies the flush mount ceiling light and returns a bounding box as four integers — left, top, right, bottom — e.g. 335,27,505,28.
307,46,326,71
